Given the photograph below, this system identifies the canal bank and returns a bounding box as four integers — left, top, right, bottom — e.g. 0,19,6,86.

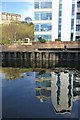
1,41,80,62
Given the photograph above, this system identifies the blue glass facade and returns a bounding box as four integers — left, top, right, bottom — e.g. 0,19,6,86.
77,13,80,19
34,2,52,9
34,12,52,20
77,1,80,7
76,25,80,31
58,0,62,39
34,2,39,9
76,1,80,40
35,35,52,41
70,0,75,41
35,23,52,32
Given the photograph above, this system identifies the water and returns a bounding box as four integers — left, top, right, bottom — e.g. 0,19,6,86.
1,59,80,118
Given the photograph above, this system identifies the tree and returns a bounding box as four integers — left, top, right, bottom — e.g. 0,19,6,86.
0,21,34,45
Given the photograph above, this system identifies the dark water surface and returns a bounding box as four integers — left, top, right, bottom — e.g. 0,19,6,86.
1,59,80,118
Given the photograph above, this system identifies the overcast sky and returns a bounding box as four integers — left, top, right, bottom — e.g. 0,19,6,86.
0,0,34,21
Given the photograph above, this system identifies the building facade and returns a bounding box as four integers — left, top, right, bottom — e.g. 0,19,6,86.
0,12,21,24
34,0,80,41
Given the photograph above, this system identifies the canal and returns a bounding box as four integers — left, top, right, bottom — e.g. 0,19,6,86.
1,59,80,119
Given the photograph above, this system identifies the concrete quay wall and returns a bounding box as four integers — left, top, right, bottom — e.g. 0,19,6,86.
1,41,80,52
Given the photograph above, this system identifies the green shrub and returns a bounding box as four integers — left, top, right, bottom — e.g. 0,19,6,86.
38,37,46,43
55,39,61,41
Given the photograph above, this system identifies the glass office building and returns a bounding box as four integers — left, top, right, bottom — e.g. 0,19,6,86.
34,0,80,41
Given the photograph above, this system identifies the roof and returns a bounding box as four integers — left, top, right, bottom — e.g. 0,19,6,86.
2,12,21,17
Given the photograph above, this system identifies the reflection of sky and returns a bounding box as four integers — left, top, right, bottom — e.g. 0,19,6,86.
2,70,80,118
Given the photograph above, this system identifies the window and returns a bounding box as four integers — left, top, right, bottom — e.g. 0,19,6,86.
77,1,80,7
6,15,8,20
71,19,74,30
34,12,40,20
35,35,52,41
59,11,62,16
59,0,62,4
41,12,52,20
59,4,62,10
59,25,61,31
76,25,80,31
72,4,75,15
59,18,61,24
71,33,73,41
34,12,52,21
35,24,39,31
41,2,52,8
58,33,61,38
58,0,62,38
11,16,13,20
41,23,52,31
34,2,39,9
77,13,80,19
34,23,52,32
76,36,80,41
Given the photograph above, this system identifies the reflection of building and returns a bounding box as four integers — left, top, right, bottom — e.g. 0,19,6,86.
35,70,80,113
73,72,80,100
51,72,73,113
0,12,21,24
34,0,80,41
35,72,51,102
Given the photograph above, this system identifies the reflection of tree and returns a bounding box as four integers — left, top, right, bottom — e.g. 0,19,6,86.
2,68,27,80
38,70,46,75
56,73,61,105
68,74,72,107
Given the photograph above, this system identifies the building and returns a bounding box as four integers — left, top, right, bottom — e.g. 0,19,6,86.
34,0,80,41
0,12,21,24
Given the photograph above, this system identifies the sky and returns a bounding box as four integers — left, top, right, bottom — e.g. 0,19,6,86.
0,0,34,21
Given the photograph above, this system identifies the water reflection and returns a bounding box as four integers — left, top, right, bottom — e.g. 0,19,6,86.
2,66,80,118
35,70,80,114
2,59,80,69
35,71,51,102
2,68,28,80
68,74,72,108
